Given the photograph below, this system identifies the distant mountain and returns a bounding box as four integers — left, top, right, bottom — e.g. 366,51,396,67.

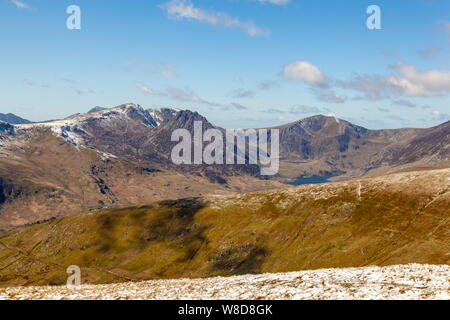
0,103,449,230
271,114,443,179
373,120,450,167
87,106,107,113
0,104,276,231
0,113,31,124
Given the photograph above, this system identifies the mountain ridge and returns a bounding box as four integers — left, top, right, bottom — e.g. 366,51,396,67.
0,103,448,230
0,113,31,125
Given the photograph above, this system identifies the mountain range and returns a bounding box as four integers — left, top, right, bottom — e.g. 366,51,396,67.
0,103,449,232
0,113,31,125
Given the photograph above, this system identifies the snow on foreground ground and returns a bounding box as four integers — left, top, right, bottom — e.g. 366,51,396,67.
1,264,449,300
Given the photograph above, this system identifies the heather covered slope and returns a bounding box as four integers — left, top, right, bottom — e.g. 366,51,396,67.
0,168,448,287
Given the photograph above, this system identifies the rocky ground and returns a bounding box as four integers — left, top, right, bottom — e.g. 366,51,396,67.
0,264,448,300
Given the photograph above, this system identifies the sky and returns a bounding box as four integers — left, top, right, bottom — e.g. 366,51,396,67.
0,0,449,129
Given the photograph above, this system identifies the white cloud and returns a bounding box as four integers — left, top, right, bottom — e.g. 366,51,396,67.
11,0,31,10
386,76,435,97
160,0,270,37
281,61,327,87
337,62,450,100
134,82,218,106
387,62,450,97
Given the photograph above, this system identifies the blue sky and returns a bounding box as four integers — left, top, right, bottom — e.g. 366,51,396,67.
0,0,449,129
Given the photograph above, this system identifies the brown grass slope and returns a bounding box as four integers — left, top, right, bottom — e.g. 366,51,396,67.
0,168,448,287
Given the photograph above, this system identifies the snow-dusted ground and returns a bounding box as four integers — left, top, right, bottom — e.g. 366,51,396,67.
1,264,448,300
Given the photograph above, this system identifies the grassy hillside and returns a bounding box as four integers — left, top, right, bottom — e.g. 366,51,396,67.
0,168,448,287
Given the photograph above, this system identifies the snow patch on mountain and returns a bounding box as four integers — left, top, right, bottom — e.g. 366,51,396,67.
147,107,181,126
14,104,172,147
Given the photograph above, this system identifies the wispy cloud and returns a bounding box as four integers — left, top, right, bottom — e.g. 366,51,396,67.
165,86,219,105
260,108,285,114
11,0,31,10
418,46,443,58
230,102,248,110
125,59,177,78
228,88,256,98
313,89,346,103
281,58,450,103
23,79,36,86
221,102,249,111
437,20,450,35
289,105,322,115
75,89,100,96
134,82,219,106
258,80,279,91
23,78,49,88
134,82,155,94
337,74,387,101
159,0,270,37
59,78,78,85
258,0,290,5
260,105,323,115
391,99,417,108
385,114,407,123
337,62,450,100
